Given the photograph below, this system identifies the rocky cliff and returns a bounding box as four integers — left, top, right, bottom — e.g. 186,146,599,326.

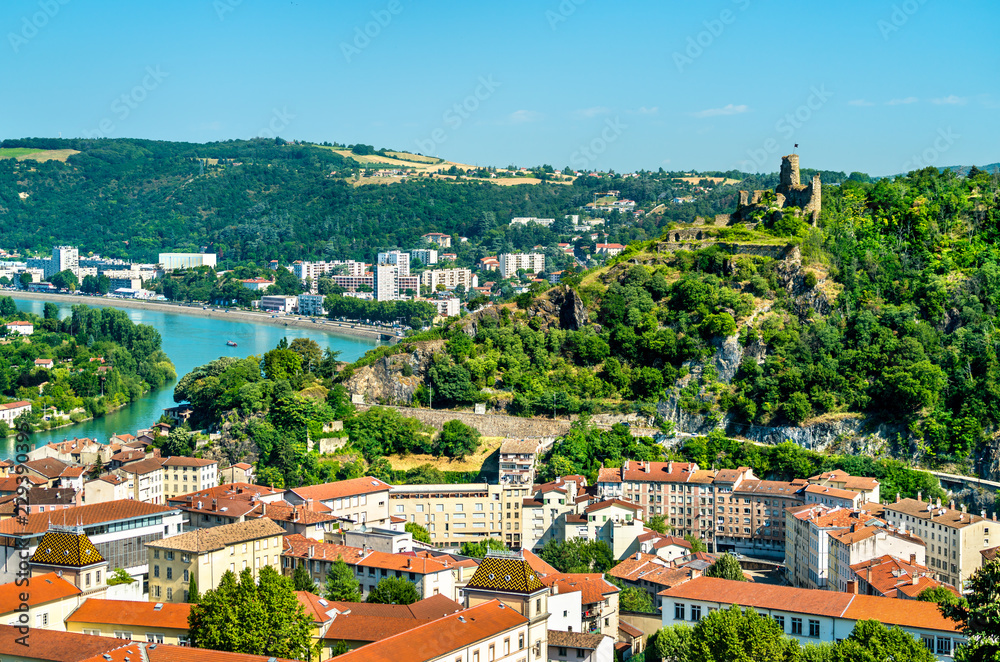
342,340,444,405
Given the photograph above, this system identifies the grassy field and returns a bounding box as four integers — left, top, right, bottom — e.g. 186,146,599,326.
676,176,741,186
385,151,441,164
385,436,504,473
0,148,79,162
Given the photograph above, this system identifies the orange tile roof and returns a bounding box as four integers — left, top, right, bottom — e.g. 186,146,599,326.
74,638,298,662
608,554,700,589
0,500,178,536
118,458,163,475
521,549,558,576
803,484,859,500
584,498,641,513
67,598,191,630
0,474,46,492
333,600,527,662
247,502,340,525
282,535,452,575
540,573,619,605
619,621,643,638
659,577,961,633
0,572,81,614
297,593,463,641
884,498,985,529
162,456,217,467
849,554,945,598
0,624,124,662
21,457,72,479
167,483,284,504
288,476,391,503
597,461,700,484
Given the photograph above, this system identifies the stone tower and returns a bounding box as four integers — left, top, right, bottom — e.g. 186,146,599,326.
777,154,800,193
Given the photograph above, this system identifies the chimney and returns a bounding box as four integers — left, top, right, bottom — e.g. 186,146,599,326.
912,574,919,586
845,580,858,595
667,462,673,473
211,499,217,511
895,493,900,503
306,498,314,511
950,500,955,510
624,461,630,472
407,558,412,568
917,491,922,502
936,498,942,509
910,553,916,565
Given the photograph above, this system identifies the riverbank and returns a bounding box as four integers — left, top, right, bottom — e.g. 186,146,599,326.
7,291,395,342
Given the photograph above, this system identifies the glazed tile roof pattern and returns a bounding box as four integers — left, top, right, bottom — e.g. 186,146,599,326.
31,530,105,567
540,573,619,605
0,500,178,536
884,498,985,529
548,630,608,650
67,598,192,630
659,577,961,633
333,600,528,662
148,518,285,553
0,572,81,614
288,476,391,503
465,553,546,594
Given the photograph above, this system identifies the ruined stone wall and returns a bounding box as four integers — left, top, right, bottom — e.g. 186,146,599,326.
357,404,574,438
656,242,795,260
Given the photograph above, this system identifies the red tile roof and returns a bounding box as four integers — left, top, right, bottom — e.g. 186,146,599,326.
283,535,452,575
162,457,217,467
849,554,946,599
597,461,700,484
296,593,463,641
659,577,961,633
540,573,619,605
67,598,192,630
584,498,641,514
0,572,81,614
288,476,391,503
167,483,284,505
0,624,124,662
333,600,527,662
0,500,178,536
521,549,558,576
21,457,72,479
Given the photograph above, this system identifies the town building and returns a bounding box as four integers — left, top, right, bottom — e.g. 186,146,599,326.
882,496,994,589
659,576,963,660
521,476,590,554
17,486,79,515
3,321,33,336
0,501,184,584
409,248,438,266
219,462,255,484
478,256,500,271
83,474,130,504
0,571,82,631
373,264,401,301
430,297,461,318
540,573,619,637
260,294,298,312
146,518,286,602
377,250,411,277
420,267,478,293
158,253,217,272
498,253,545,279
20,458,86,491
27,530,109,599
498,439,543,486
580,500,646,560
462,552,550,662
389,483,531,549
297,293,326,316
827,516,926,593
785,504,883,590
849,554,954,600
240,278,274,291
27,438,103,465
594,243,625,257
285,476,392,527
0,400,32,424
160,456,218,500
607,553,705,612
510,217,556,227
421,232,452,248
65,599,192,645
548,631,614,662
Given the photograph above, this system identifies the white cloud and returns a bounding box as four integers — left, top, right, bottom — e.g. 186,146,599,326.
848,99,875,107
635,106,659,115
507,109,543,124
931,95,967,105
574,106,610,119
886,97,918,105
692,104,748,118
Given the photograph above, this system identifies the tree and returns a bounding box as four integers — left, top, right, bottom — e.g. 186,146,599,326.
188,576,200,603
0,296,16,317
18,272,32,289
329,640,350,657
405,522,432,545
917,585,963,607
107,568,134,586
188,567,313,659
293,561,317,593
49,269,78,291
460,538,506,559
323,559,361,602
652,624,693,662
684,534,707,553
703,553,745,582
289,338,323,373
941,559,1000,662
648,514,669,534
43,302,59,320
262,348,303,381
619,586,654,613
434,419,481,459
690,604,792,662
830,619,935,662
538,538,614,574
365,576,420,605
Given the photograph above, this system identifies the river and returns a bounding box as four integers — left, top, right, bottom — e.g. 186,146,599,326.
2,295,377,459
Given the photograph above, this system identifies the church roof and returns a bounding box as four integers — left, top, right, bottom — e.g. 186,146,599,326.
465,552,545,595
30,529,105,568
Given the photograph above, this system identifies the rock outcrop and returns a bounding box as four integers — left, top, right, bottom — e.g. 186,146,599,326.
342,340,444,405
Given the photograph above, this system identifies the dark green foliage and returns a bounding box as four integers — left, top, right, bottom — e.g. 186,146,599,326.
619,586,654,613
648,514,669,534
323,559,361,602
293,562,317,593
537,538,614,574
538,421,664,483
345,406,433,461
187,576,200,603
941,559,1000,662
703,553,745,581
365,577,420,605
830,619,935,662
433,419,481,459
684,535,707,553
916,585,963,607
689,604,793,661
188,567,313,659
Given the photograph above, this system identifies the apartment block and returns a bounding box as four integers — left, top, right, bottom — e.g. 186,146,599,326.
409,248,438,266
421,232,452,248
882,496,995,589
160,456,218,500
377,250,411,277
498,439,543,486
498,253,545,278
389,483,532,548
116,458,165,504
65,599,191,645
521,476,589,553
285,476,392,527
146,518,286,602
297,293,326,316
420,268,478,293
373,264,400,301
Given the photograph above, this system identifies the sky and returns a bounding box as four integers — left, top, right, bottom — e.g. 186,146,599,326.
2,0,998,175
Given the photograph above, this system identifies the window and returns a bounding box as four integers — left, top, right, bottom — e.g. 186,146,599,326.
674,603,685,621
36,612,48,627
921,635,934,651
154,565,160,578
166,588,172,600
774,615,785,631
808,620,820,638
690,605,702,621
519,633,525,650
536,598,541,613
791,618,803,635
166,567,172,580
558,648,567,657
146,633,164,643
576,648,585,658
936,638,952,656
488,644,495,661
114,631,132,640
504,638,510,655
183,569,189,582
472,651,479,662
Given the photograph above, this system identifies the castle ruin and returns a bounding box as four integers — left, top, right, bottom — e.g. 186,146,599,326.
736,154,821,224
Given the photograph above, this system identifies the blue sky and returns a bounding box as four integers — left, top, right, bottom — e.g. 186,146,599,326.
2,0,997,175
